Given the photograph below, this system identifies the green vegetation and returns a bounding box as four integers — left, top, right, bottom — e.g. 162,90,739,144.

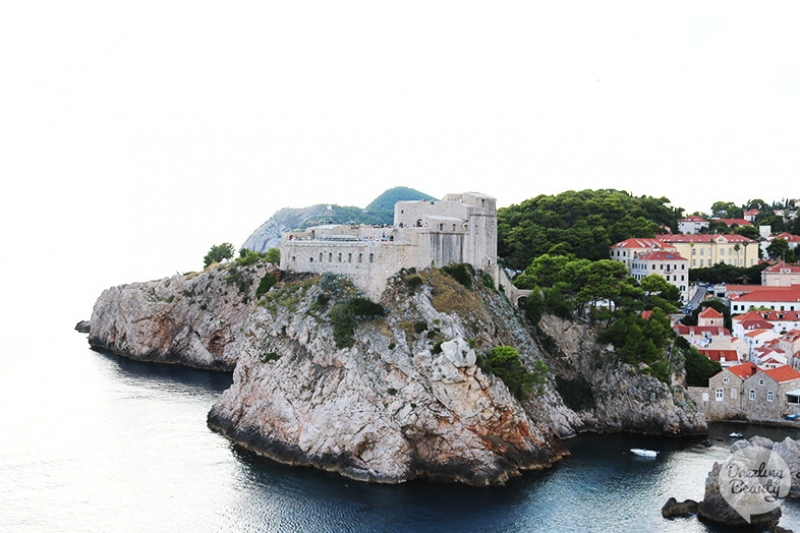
328,297,386,348
555,376,594,411
413,321,428,334
680,299,732,330
224,266,253,295
255,272,277,299
478,346,548,400
260,352,281,363
677,337,722,387
441,263,474,289
204,243,236,267
689,261,767,285
498,189,681,270
264,248,281,264
597,308,674,383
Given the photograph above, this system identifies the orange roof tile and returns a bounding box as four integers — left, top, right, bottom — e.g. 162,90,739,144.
699,307,723,319
728,362,759,379
763,366,800,383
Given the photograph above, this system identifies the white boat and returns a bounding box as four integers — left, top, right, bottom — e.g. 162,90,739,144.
729,432,744,438
630,448,659,458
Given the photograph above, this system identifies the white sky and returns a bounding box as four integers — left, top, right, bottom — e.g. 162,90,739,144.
1,2,799,321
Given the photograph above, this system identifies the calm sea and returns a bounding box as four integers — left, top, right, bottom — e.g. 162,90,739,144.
2,326,799,532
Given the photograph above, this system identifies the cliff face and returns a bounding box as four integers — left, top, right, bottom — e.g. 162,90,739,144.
89,263,273,371
538,314,707,436
87,262,705,484
208,269,578,485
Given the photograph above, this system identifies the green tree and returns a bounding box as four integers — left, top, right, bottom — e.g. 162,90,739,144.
264,248,281,264
481,346,547,400
767,239,791,261
204,243,235,268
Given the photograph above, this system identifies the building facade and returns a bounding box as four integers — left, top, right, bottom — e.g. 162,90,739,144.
279,192,498,300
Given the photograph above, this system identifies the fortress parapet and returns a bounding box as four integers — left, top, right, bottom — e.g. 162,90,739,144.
279,192,498,300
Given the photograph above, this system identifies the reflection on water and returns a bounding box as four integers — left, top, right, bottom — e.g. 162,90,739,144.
2,331,799,532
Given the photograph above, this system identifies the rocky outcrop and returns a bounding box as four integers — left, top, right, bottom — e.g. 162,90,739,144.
538,315,707,436
208,269,579,484
697,461,782,529
88,262,274,371
74,320,91,333
661,497,698,518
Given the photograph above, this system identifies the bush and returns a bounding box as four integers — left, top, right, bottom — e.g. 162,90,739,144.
328,297,386,349
479,346,548,400
256,272,277,299
204,243,235,268
236,250,262,266
441,263,474,289
260,352,281,363
555,376,594,411
413,321,428,334
407,276,424,290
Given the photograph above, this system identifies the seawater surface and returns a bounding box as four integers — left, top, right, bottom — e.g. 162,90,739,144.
2,328,800,532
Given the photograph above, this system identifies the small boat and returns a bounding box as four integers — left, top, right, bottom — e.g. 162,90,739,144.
630,448,659,458
729,432,744,439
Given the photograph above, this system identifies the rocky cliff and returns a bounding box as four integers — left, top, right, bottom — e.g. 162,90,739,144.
538,314,706,436
87,261,706,484
89,262,274,371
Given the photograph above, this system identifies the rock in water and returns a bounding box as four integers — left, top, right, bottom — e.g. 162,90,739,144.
74,320,91,333
661,497,698,518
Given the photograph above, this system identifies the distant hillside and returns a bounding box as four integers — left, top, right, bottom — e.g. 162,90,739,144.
241,186,436,252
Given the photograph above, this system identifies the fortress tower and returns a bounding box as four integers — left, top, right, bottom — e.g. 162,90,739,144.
279,192,499,300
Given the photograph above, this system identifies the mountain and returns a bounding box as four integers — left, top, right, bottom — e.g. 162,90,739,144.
241,186,437,253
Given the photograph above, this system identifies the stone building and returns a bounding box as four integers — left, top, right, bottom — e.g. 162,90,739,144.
742,366,800,419
700,362,758,420
279,192,498,300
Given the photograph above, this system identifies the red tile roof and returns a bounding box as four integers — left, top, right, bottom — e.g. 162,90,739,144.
700,349,739,362
610,238,670,249
763,365,800,383
636,250,688,261
681,216,708,223
728,362,759,379
674,325,731,336
699,307,723,319
717,218,753,227
770,233,800,243
763,261,800,273
729,288,800,303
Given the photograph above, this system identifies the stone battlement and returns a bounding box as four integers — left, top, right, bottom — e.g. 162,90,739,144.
279,192,498,300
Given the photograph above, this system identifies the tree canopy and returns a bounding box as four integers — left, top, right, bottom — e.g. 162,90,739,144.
498,189,681,270
204,243,236,267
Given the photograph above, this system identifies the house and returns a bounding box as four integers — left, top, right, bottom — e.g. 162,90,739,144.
731,310,776,339
744,209,760,223
728,286,800,314
716,218,753,229
628,250,689,302
767,233,800,250
698,307,723,327
761,261,800,287
701,362,759,419
678,216,709,234
742,366,800,419
742,329,781,361
699,349,741,367
609,238,673,270
656,234,758,269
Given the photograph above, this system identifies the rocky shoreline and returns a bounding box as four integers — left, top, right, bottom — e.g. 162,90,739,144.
85,263,707,485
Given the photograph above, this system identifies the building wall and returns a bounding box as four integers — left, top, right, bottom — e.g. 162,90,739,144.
703,370,746,420
668,240,758,269
280,192,498,300
742,374,793,419
763,271,800,287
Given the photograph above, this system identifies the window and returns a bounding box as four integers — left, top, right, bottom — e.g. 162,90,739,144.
358,253,363,263
749,390,755,400
768,391,774,402
348,253,352,263
759,379,764,386
319,253,323,262
731,389,737,399
369,253,374,263
723,377,729,383
338,253,342,263
309,257,314,262
715,389,723,401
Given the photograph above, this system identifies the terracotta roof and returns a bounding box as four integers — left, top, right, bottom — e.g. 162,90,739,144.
610,238,669,249
657,234,757,244
700,349,738,362
717,218,753,227
770,233,800,243
728,362,759,379
738,319,776,330
674,325,731,336
681,216,708,223
763,366,800,383
699,307,723,319
636,250,687,261
763,261,800,273
729,288,800,303
744,329,775,338
784,330,800,342
641,310,653,320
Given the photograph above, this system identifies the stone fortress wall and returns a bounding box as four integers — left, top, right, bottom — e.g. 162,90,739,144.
279,192,499,300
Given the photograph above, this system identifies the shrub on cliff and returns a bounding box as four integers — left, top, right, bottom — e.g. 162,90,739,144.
256,272,277,299
328,297,386,349
441,263,474,289
478,346,548,400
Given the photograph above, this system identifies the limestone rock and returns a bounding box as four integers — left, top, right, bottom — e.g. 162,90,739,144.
538,314,707,436
697,461,782,528
74,320,91,333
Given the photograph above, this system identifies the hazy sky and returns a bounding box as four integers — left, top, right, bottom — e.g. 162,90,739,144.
2,2,799,319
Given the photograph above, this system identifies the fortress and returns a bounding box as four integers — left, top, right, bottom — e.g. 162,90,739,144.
279,192,499,300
